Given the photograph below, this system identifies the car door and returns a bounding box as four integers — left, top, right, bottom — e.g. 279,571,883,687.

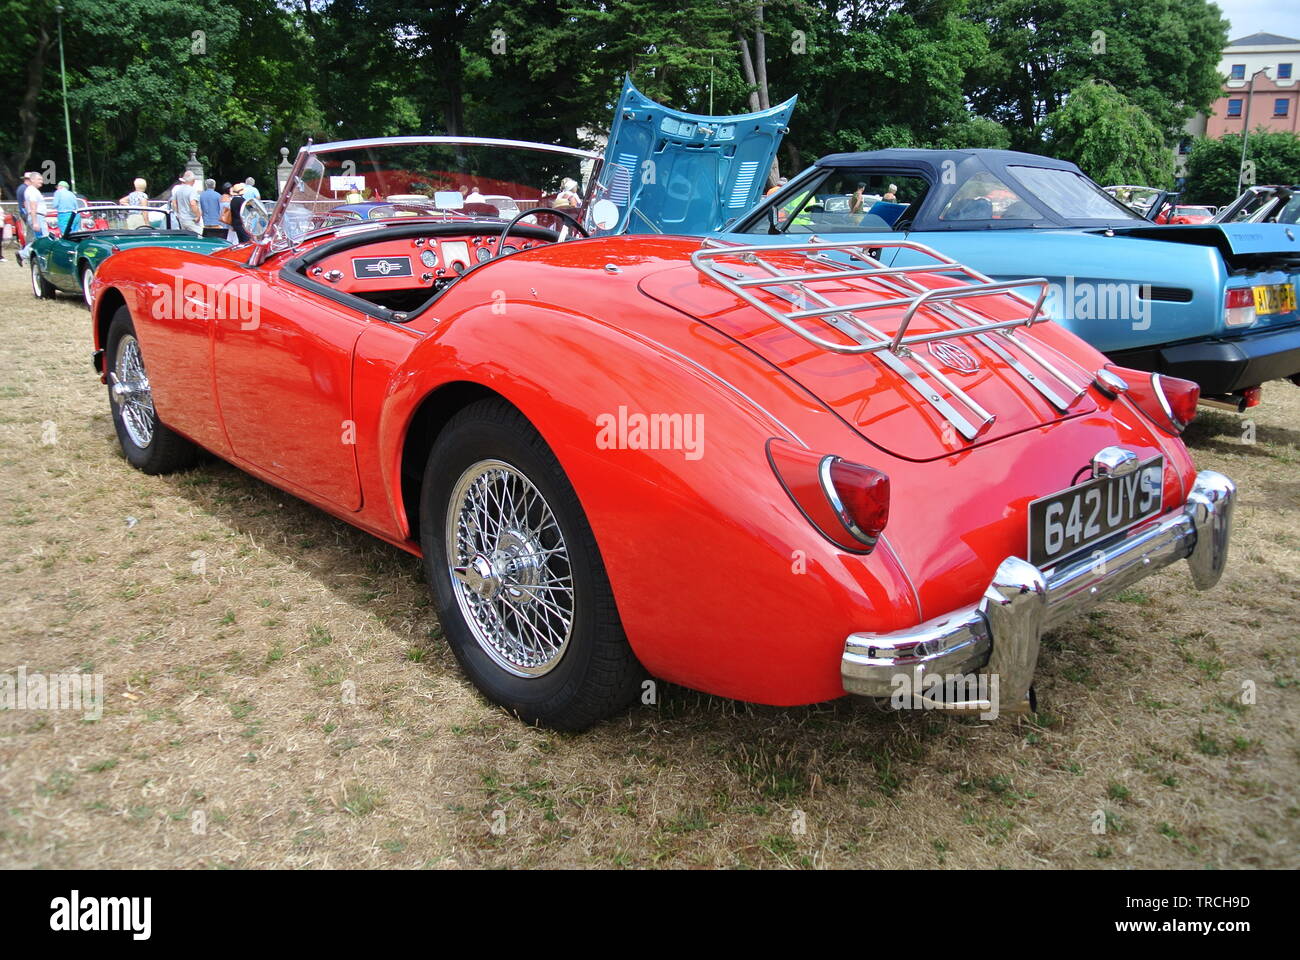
36,234,78,291
210,266,366,511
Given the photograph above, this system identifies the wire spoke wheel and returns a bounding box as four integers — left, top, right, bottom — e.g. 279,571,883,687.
111,333,155,449
446,459,575,677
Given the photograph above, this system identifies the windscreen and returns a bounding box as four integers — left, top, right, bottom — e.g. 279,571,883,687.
271,140,603,249
1010,166,1141,221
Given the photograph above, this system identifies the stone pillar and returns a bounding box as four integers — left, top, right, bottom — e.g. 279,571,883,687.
277,147,293,198
185,148,204,186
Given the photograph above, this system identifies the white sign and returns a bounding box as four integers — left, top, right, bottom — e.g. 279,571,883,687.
330,175,365,191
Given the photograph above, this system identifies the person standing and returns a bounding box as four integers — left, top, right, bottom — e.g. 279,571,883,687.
19,171,47,262
553,178,580,208
172,171,201,234
53,180,80,234
120,177,152,228
14,172,29,218
198,178,224,238
242,177,261,202
228,182,249,243
13,172,35,264
119,177,149,207
3,175,22,263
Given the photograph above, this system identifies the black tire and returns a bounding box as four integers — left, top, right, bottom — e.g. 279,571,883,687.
420,398,645,730
31,258,55,299
105,307,199,474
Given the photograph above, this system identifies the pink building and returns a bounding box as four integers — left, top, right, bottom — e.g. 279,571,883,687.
1204,33,1299,138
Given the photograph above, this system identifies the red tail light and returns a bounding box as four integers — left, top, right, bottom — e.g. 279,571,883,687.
766,439,890,552
1243,386,1262,408
1154,373,1200,429
1105,364,1198,434
824,458,890,547
1224,287,1256,327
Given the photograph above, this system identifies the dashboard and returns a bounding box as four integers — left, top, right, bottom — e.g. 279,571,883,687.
303,232,547,297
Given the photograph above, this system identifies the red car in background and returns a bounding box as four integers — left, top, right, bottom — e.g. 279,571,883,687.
87,136,1236,729
1156,204,1216,225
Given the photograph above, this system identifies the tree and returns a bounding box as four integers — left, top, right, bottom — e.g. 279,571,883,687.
966,0,1227,150
1183,131,1300,206
937,116,1011,149
1045,81,1170,186
769,0,996,168
8,0,325,197
517,0,750,138
0,0,53,198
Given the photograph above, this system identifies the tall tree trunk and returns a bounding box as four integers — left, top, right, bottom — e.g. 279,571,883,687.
2,22,51,200
783,141,801,176
752,4,778,184
736,31,761,113
737,5,779,184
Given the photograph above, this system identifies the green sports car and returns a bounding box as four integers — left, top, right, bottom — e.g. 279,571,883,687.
29,205,231,307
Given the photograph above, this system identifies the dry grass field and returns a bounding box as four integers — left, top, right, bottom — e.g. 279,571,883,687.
0,259,1296,869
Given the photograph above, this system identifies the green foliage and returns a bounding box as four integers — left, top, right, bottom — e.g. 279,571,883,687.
967,0,1228,149
937,116,1012,150
1183,131,1300,205
0,0,1248,199
772,0,998,167
8,0,328,196
1046,81,1170,187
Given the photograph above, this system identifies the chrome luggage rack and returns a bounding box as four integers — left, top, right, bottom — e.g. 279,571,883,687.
691,237,1086,442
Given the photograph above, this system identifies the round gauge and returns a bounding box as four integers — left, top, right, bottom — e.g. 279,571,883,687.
500,244,518,256
420,249,438,268
475,245,493,263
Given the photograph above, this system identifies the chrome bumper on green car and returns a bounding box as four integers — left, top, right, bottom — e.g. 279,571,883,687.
842,470,1236,710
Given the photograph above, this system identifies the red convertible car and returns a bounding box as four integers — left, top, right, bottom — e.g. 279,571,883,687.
88,136,1237,729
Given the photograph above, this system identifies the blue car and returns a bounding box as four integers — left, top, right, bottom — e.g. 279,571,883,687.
603,103,1300,406
717,149,1300,407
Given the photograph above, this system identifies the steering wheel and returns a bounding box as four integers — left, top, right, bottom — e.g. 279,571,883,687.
498,206,587,253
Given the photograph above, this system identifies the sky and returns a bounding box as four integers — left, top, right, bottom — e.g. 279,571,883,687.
1213,0,1300,42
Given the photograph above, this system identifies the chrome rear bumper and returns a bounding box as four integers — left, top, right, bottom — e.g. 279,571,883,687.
841,470,1236,708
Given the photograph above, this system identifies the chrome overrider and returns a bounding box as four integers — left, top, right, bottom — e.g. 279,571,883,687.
841,470,1236,712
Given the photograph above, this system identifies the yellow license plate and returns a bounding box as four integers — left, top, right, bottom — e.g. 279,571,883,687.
1252,283,1297,315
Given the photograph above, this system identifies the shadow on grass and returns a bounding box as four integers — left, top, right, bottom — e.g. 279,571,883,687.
109,433,1001,768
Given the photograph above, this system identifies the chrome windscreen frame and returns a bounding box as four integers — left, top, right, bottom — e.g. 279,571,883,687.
249,136,606,267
